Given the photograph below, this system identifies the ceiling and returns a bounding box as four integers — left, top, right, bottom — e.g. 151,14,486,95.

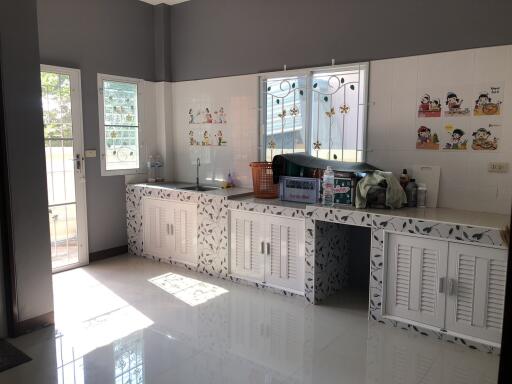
138,0,190,5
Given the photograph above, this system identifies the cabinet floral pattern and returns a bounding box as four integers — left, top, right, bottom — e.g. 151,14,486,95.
127,185,506,354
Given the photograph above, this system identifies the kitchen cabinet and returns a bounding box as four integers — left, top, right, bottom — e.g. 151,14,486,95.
143,198,197,266
384,232,507,345
445,243,507,344
229,210,305,294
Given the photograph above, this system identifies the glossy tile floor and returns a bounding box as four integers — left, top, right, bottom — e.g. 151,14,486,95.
0,255,499,384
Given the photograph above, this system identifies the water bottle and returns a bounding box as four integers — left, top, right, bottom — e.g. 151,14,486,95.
405,178,418,207
322,166,335,206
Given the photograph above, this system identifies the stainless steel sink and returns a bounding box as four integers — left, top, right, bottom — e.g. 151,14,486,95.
180,185,220,192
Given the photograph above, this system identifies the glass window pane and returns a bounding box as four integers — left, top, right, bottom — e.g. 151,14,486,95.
102,80,140,171
41,72,73,139
311,65,367,162
264,76,307,162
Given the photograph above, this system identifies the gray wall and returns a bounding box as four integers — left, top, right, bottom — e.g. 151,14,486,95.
170,0,512,81
0,0,54,323
37,0,156,253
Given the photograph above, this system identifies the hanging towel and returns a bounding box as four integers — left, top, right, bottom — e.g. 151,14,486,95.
356,171,407,209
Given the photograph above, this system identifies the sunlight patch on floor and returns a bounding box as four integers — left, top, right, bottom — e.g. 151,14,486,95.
53,269,153,363
148,272,228,306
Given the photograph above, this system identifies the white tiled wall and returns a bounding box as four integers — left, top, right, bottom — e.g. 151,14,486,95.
164,45,512,213
169,75,259,188
367,45,512,214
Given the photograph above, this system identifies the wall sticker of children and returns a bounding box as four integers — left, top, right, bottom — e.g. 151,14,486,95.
189,130,196,146
443,125,467,150
417,93,442,117
444,92,470,116
205,108,213,124
474,89,503,116
471,126,498,150
416,125,440,150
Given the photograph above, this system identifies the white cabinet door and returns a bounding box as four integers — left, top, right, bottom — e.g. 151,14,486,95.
265,216,305,294
143,198,172,260
445,243,507,344
385,233,448,328
169,201,198,266
230,210,265,281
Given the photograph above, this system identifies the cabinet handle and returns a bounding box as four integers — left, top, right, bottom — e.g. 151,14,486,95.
267,242,270,255
261,241,265,254
438,277,445,293
166,223,170,235
448,278,457,296
171,224,174,235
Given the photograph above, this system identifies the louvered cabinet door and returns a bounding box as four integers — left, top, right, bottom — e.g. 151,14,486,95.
445,243,507,344
229,210,265,281
142,198,172,259
169,201,198,266
385,233,448,328
264,216,305,293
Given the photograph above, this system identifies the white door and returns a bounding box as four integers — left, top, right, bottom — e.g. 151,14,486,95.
41,65,88,272
385,233,448,328
143,198,172,260
229,210,265,281
264,216,305,293
445,243,507,344
169,201,197,266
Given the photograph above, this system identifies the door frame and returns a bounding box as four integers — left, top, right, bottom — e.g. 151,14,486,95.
41,64,89,273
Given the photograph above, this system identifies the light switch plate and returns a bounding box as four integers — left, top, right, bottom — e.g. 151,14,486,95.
85,149,97,158
488,162,509,173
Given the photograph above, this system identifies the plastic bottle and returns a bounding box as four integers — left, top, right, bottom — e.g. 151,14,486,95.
322,166,335,206
405,178,418,208
399,169,410,190
417,183,427,208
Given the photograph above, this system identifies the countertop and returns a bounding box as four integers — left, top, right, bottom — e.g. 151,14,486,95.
131,182,253,198
307,204,510,230
229,196,307,210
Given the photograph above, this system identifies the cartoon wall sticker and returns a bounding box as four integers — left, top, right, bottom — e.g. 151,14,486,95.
416,125,440,150
189,130,197,146
474,85,504,116
201,131,210,146
442,124,468,150
215,129,227,146
444,91,470,116
471,124,500,151
188,107,228,124
417,93,442,117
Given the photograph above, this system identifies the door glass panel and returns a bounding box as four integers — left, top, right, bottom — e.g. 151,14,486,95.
41,71,80,269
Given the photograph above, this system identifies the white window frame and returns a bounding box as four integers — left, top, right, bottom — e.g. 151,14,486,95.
98,73,145,176
259,62,369,162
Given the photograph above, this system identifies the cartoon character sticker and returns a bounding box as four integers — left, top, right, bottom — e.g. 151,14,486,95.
444,91,470,116
442,124,468,150
189,130,196,146
215,130,227,146
471,124,500,151
189,107,227,124
416,125,440,150
417,93,442,117
202,131,210,146
474,85,503,116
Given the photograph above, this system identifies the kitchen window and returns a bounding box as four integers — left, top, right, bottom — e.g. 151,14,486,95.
98,74,144,176
261,63,369,162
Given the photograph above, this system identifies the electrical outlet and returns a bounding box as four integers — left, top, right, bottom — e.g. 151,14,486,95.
488,162,509,173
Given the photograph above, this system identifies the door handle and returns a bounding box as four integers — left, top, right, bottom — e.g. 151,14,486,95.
448,278,457,296
261,241,265,254
267,242,270,255
73,154,82,172
438,277,445,293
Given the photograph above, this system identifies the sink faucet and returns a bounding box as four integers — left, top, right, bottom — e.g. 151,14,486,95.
196,157,200,188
